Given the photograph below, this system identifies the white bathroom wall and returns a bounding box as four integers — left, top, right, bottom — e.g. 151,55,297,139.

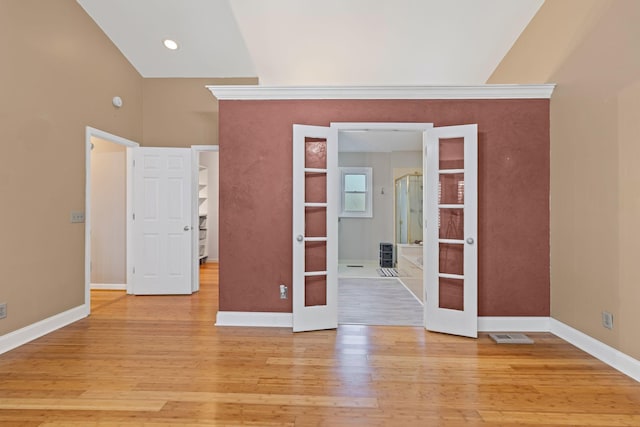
200,151,219,262
338,151,422,263
90,137,126,284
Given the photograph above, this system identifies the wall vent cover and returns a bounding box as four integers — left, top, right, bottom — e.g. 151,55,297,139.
489,333,534,344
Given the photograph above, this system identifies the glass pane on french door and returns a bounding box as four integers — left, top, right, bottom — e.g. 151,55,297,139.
438,138,465,311
304,137,328,307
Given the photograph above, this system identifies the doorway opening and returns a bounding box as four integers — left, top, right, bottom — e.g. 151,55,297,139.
191,146,219,294
85,128,220,314
84,127,138,313
334,123,432,327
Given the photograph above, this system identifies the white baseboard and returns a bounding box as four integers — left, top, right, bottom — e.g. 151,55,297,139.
216,311,293,327
0,304,88,355
478,316,551,332
550,318,640,382
214,314,551,331
90,283,126,290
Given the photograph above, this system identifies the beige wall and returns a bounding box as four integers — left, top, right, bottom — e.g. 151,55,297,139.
0,1,255,338
489,0,640,360
0,0,143,335
142,78,257,147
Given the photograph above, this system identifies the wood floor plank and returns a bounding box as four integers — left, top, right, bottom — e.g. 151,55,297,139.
80,390,379,408
479,410,640,426
0,262,639,425
0,397,166,411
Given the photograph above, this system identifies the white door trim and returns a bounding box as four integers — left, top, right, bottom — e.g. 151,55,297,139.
330,122,435,132
191,145,219,293
84,127,139,310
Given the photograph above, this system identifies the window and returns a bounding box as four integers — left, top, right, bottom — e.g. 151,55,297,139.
340,167,372,217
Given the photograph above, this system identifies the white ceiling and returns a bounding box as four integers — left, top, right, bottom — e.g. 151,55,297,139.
77,0,544,85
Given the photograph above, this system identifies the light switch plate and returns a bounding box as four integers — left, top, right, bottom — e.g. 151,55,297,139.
71,211,85,223
602,311,614,330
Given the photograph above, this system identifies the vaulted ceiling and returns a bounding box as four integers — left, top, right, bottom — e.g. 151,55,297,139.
77,0,544,85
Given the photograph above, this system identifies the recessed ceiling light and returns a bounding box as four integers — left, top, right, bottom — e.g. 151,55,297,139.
163,39,179,50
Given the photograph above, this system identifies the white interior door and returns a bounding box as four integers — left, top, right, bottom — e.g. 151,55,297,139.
292,124,338,332
132,147,193,295
424,124,478,338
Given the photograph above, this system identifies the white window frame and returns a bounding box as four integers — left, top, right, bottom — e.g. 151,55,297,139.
339,167,372,218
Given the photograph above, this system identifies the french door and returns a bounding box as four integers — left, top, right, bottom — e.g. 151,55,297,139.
423,125,478,338
291,122,477,337
292,125,338,332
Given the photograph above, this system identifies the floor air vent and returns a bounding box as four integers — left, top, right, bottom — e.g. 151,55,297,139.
489,333,534,344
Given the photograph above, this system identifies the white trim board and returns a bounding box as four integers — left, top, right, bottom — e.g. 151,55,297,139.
216,314,551,331
207,84,555,101
550,319,640,383
478,316,551,332
90,283,126,290
215,311,293,328
0,305,88,355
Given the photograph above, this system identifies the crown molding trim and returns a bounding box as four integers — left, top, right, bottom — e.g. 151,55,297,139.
207,84,555,101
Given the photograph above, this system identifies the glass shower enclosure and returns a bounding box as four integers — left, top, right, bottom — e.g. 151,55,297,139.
395,173,423,245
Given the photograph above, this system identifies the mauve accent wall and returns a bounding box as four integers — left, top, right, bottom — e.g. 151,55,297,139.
217,99,550,316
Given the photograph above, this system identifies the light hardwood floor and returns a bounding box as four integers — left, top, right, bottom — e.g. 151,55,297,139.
1,263,640,425
339,278,422,326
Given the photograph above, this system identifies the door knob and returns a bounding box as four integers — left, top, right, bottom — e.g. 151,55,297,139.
184,226,191,231
296,235,304,242
466,237,474,245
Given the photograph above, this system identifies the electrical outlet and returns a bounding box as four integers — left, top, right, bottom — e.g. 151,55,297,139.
0,303,7,319
602,311,613,330
279,284,288,299
70,211,85,223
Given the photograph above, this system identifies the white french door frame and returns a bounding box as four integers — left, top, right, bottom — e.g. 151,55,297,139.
190,145,219,293
84,126,139,313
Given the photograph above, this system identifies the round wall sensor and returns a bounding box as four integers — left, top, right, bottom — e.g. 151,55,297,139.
112,96,123,108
